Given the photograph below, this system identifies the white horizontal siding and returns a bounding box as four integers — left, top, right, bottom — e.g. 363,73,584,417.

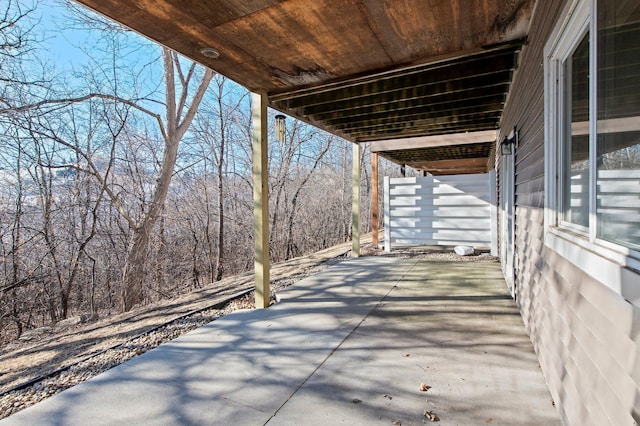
384,172,495,251
390,206,491,218
390,218,490,229
390,183,489,195
389,195,490,207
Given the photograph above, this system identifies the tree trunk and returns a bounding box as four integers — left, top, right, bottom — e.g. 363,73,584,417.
215,80,225,281
120,131,179,311
11,142,24,337
284,137,332,259
120,221,154,311
120,48,214,312
215,165,225,281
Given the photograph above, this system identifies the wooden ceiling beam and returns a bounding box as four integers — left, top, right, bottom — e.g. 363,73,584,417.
296,68,512,116
427,166,489,175
280,49,517,109
330,100,504,130
378,154,490,175
304,83,509,122
305,84,508,121
353,122,498,142
334,111,503,135
369,130,496,152
410,157,489,171
348,114,500,137
383,142,493,163
335,111,503,137
269,43,524,101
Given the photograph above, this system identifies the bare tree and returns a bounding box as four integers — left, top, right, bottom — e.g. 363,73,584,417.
0,0,38,85
4,41,213,314
120,49,214,311
1,0,377,343
283,133,333,259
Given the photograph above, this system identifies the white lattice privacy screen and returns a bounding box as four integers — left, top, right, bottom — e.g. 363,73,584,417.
384,171,497,254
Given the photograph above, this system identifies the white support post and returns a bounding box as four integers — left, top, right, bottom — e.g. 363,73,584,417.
252,90,270,308
371,152,379,248
384,176,391,252
351,143,361,257
489,169,498,256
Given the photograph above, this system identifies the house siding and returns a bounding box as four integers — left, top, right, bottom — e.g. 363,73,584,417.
497,0,640,424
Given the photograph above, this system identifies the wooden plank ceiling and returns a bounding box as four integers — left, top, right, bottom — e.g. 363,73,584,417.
369,130,499,175
75,0,535,174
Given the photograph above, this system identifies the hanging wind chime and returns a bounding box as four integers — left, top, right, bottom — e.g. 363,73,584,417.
275,114,286,144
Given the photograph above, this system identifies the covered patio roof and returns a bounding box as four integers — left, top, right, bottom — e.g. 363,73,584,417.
75,0,533,175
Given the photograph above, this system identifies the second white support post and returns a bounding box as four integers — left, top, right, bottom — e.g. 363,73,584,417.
384,176,391,252
252,90,270,308
371,152,379,248
352,143,361,257
489,169,498,256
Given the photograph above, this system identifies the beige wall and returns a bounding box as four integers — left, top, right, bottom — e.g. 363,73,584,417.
497,0,640,424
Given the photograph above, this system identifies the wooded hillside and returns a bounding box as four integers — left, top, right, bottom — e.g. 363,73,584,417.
0,0,407,344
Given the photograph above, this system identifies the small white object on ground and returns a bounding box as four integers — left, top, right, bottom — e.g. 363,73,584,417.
454,246,474,256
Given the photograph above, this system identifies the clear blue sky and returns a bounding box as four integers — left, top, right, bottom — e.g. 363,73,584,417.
25,0,167,98
34,1,95,72
29,0,251,105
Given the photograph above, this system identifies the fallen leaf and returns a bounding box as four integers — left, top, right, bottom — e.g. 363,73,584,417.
423,410,440,422
419,383,431,391
486,419,493,424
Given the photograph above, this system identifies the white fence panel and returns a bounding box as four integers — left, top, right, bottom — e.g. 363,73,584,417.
384,172,497,252
597,169,640,248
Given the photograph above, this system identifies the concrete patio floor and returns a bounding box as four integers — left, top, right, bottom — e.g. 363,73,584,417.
1,257,560,425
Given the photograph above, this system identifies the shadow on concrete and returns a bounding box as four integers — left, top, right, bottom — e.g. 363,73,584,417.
1,257,560,425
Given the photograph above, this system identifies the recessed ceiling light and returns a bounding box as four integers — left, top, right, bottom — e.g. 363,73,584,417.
200,47,220,59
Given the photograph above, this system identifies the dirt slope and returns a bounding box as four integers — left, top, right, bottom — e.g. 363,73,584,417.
0,238,361,395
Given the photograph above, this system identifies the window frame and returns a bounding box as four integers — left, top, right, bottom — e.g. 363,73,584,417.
557,26,590,235
544,0,640,302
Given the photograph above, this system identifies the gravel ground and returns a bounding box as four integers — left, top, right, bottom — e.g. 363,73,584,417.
362,245,500,263
0,254,346,419
0,243,498,419
0,294,256,419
